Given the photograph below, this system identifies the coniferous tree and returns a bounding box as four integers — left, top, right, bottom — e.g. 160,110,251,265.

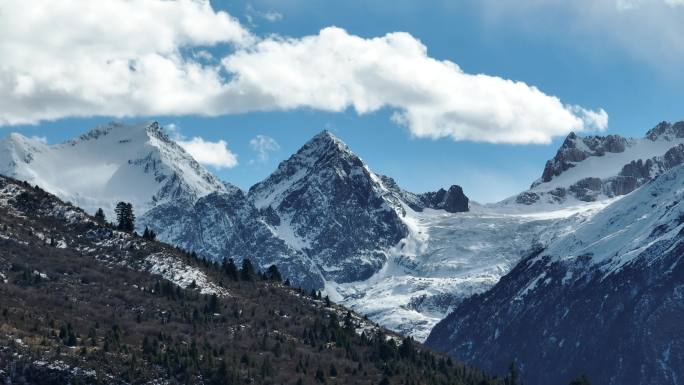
507,362,521,385
266,264,282,282
223,258,239,281
94,208,106,223
142,226,156,241
240,258,256,281
115,202,135,232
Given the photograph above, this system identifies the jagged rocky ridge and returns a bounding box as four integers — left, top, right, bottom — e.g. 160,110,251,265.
507,121,684,206
427,162,684,385
247,131,410,284
1,123,495,341
146,130,470,288
0,124,470,291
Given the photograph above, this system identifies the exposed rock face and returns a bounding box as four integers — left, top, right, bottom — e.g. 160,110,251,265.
247,131,410,284
418,185,469,213
427,165,684,385
140,190,323,288
567,177,602,202
508,121,684,207
380,175,470,213
1,124,475,292
540,132,629,183
515,191,540,205
645,120,684,141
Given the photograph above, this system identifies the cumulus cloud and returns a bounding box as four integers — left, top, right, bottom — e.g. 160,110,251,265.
0,0,252,125
0,0,607,144
250,135,280,161
177,137,238,169
222,28,607,144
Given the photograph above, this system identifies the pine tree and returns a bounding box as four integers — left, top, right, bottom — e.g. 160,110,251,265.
94,208,106,223
240,259,256,281
115,202,135,232
266,264,282,282
507,361,521,385
142,226,156,241
222,258,239,281
208,294,220,314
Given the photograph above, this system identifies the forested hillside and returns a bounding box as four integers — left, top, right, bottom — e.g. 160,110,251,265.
0,175,505,385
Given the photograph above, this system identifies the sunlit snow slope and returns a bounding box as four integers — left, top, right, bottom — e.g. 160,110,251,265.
0,121,229,218
328,202,610,341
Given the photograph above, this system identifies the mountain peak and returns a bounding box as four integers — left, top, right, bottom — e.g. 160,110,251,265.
301,129,351,158
71,121,165,145
0,121,229,220
247,127,409,284
645,120,684,141
313,129,336,140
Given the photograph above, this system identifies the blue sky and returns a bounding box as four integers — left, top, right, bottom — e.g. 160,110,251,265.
2,0,683,202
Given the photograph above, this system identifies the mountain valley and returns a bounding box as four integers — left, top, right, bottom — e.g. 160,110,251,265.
3,120,684,384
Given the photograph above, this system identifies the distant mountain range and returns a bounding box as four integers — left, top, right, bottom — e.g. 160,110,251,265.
0,122,475,339
3,119,684,385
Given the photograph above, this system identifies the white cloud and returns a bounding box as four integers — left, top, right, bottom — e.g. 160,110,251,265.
262,11,283,22
245,3,283,24
250,135,280,161
0,0,607,144
221,28,607,144
0,0,252,125
177,137,238,169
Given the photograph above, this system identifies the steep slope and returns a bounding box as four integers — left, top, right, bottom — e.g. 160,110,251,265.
141,129,500,337
0,121,324,288
139,188,323,288
0,174,505,385
498,121,684,208
0,121,229,218
247,131,412,283
427,164,684,385
330,201,607,341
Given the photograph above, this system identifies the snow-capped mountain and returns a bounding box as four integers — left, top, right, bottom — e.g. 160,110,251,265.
7,118,684,350
139,187,325,288
0,122,615,342
427,125,684,385
0,121,229,218
499,121,684,208
248,131,413,283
